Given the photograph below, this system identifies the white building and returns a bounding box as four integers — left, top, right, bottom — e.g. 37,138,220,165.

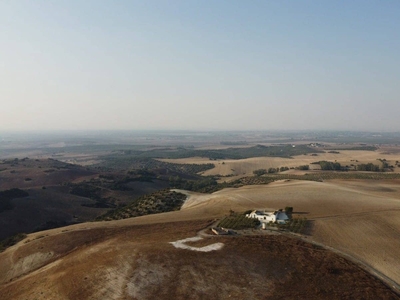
246,210,289,224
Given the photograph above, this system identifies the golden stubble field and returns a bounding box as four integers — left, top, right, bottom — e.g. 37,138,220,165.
158,150,400,177
185,180,400,287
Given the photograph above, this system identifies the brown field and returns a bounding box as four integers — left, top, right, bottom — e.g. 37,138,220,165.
1,179,400,298
178,180,400,287
158,150,400,177
1,218,399,299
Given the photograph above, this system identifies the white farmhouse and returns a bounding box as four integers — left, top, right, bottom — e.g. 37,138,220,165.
246,210,289,224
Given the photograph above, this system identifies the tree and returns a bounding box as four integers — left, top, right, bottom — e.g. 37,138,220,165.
297,165,309,170
285,206,293,214
357,163,381,172
253,169,267,176
319,161,342,171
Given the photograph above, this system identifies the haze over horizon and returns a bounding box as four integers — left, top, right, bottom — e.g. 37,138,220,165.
1,1,399,132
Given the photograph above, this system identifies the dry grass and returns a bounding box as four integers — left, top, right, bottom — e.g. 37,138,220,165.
158,150,400,177
177,179,400,286
313,210,400,287
1,174,400,298
0,220,398,300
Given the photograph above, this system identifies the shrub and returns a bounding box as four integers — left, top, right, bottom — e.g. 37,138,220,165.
357,163,381,172
218,213,260,230
0,233,27,252
269,168,280,173
297,165,309,170
285,206,293,214
253,169,267,176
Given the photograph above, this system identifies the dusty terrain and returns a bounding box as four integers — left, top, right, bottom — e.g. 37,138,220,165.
0,219,398,300
1,179,400,299
179,180,400,288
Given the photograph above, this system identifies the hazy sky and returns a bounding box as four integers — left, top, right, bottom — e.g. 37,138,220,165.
1,1,399,131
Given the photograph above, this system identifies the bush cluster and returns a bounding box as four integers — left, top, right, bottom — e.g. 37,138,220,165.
218,213,260,230
96,189,186,221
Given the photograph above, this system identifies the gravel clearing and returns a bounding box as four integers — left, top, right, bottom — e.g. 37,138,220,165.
169,236,224,252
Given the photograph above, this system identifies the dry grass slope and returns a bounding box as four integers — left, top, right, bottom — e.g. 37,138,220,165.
159,150,400,177
0,220,398,299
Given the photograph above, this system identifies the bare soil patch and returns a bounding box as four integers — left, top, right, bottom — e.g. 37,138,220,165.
0,220,398,299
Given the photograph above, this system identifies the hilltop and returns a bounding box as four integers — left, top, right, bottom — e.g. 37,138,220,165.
1,179,400,299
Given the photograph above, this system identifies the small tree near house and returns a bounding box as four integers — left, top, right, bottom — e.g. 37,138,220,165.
284,207,293,213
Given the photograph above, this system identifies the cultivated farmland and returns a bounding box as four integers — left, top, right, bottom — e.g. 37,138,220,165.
159,149,400,177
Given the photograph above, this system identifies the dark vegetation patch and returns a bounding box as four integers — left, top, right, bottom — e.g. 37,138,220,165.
168,176,221,193
95,156,214,173
98,144,320,165
253,169,267,176
199,172,400,194
0,188,29,212
311,161,345,171
67,168,180,208
0,233,27,252
268,217,308,233
236,172,400,184
357,163,382,172
34,220,70,232
328,146,377,151
1,158,77,169
253,167,290,176
0,187,109,240
296,165,310,170
218,212,260,230
69,183,118,208
96,189,186,221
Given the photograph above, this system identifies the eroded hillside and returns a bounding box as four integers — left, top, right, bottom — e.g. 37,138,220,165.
0,220,398,300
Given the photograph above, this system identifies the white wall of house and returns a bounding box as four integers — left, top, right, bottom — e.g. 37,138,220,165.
246,210,289,224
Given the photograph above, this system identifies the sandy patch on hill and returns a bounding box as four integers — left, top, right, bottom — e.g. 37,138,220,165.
6,251,54,282
1,220,398,299
170,236,224,252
